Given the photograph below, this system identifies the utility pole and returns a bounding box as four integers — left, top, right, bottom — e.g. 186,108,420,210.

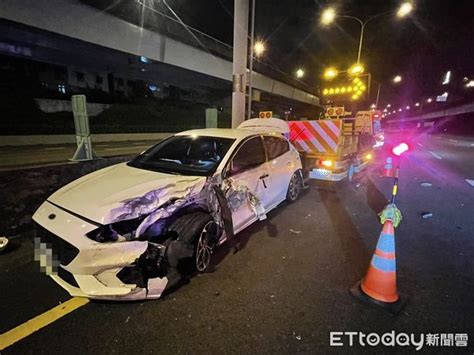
247,0,256,120
232,0,249,128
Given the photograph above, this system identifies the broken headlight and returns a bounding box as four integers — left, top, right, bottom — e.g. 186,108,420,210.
86,218,143,243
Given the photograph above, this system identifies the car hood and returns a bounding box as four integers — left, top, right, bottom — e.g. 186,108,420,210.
48,163,207,224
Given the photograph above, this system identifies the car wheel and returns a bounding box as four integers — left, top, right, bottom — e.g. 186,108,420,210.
167,212,217,273
286,170,302,202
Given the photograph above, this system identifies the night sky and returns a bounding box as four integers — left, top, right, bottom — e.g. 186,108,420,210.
84,0,474,107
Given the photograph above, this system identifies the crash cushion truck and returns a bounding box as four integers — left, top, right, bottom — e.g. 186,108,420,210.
288,115,374,181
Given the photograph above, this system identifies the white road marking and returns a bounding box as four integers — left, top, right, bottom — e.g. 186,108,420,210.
466,179,474,187
449,139,458,143
96,144,112,147
429,151,442,160
105,146,150,151
44,147,66,151
417,143,423,147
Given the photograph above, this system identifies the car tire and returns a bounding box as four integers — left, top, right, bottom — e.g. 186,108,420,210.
286,170,302,203
167,212,217,273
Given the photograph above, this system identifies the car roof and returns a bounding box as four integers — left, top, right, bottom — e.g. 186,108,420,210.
176,128,260,140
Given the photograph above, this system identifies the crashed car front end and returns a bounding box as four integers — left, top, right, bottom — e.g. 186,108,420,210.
32,172,259,300
34,199,172,300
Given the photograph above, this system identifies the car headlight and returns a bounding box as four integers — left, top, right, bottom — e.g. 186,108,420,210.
86,218,143,243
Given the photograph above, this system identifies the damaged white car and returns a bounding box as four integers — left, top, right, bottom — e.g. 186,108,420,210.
33,120,303,300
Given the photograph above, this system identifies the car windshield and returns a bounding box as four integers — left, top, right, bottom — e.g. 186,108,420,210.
128,135,235,176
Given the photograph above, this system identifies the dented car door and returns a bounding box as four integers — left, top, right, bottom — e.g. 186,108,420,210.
223,136,270,234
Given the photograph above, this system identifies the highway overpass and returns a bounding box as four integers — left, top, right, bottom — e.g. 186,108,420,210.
1,0,320,107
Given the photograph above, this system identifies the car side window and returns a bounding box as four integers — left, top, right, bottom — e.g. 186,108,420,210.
263,136,290,160
229,137,266,175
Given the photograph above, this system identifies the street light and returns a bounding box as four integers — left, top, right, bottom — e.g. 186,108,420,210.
397,2,413,18
426,98,433,103
393,75,402,83
387,104,391,108
254,41,265,57
415,102,420,107
321,7,336,25
323,67,338,80
295,68,305,79
348,63,365,76
320,3,413,64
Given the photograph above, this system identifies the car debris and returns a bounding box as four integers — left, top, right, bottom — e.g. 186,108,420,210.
289,229,302,234
421,212,433,219
0,237,9,253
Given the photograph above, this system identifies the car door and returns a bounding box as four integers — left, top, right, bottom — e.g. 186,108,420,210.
262,135,294,207
224,136,271,234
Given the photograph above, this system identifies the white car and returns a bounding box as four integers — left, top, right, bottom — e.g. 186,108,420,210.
33,120,303,300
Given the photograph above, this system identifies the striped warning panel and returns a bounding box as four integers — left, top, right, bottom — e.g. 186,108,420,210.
289,120,342,154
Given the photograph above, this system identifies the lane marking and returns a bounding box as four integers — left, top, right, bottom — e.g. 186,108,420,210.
417,143,423,147
429,151,442,160
466,179,474,187
449,139,458,143
0,297,89,350
44,147,66,151
96,144,112,147
105,145,150,151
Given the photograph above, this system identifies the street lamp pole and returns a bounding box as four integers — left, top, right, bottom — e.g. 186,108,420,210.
375,83,381,108
232,0,249,128
339,12,392,64
247,0,256,120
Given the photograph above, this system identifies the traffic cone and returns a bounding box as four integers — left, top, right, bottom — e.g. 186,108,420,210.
350,220,406,315
382,157,393,177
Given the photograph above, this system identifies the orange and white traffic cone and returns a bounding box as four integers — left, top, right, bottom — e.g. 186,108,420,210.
350,206,406,315
382,157,393,177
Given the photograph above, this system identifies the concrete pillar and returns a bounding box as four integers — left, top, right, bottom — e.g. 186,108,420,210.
231,0,249,128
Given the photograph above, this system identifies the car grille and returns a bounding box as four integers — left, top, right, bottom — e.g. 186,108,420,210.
57,266,79,288
34,223,80,266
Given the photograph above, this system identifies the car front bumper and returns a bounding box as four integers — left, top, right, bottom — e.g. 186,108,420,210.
33,201,168,300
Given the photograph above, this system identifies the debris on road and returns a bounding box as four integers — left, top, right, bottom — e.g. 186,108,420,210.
420,182,432,187
0,236,9,253
421,212,433,219
289,229,302,234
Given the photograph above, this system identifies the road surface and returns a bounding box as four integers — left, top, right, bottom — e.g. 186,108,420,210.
1,131,473,353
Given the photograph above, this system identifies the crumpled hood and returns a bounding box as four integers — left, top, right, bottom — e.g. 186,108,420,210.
48,163,206,224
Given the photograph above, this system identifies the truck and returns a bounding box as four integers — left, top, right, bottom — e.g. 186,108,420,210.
355,110,384,147
287,109,377,182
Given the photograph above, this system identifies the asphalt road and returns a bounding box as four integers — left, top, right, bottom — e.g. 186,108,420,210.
0,140,159,170
1,131,473,353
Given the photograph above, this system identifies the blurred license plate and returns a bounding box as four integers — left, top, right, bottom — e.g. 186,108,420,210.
309,168,332,179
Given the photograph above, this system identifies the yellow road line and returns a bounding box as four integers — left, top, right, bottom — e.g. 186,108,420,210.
0,297,89,351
